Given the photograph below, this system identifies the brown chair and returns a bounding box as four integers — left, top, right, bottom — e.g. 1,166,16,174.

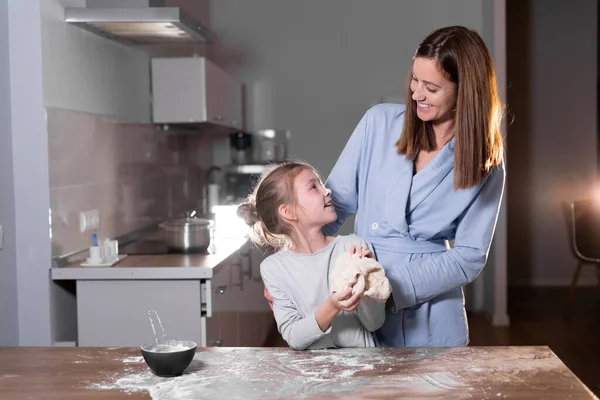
564,199,600,303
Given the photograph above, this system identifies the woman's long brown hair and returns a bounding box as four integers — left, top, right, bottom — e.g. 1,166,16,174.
396,25,504,190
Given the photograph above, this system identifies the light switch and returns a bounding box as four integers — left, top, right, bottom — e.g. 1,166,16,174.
0,224,4,250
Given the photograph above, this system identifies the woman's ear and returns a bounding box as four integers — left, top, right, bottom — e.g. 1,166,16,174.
278,204,297,222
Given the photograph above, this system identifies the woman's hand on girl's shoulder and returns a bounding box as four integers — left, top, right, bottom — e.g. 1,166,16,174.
348,245,373,259
263,286,273,311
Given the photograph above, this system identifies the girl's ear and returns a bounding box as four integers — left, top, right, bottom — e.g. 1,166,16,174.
278,204,297,222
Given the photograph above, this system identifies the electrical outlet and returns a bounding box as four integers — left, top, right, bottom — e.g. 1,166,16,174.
79,210,100,233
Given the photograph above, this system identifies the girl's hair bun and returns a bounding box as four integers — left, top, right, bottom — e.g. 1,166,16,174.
236,202,259,226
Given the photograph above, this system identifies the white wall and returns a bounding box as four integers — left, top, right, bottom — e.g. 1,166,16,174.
41,0,151,122
507,0,598,286
3,0,53,345
478,0,508,325
207,0,489,176
0,0,19,346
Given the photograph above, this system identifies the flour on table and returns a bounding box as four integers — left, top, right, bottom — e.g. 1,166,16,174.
122,356,144,363
87,347,562,400
88,349,413,399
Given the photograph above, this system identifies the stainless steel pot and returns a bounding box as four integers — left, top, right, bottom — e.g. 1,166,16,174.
159,217,214,253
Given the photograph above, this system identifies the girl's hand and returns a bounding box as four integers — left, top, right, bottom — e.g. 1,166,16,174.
316,287,362,332
348,245,373,259
329,287,362,312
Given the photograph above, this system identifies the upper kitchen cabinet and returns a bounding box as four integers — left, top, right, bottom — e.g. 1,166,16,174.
151,57,243,131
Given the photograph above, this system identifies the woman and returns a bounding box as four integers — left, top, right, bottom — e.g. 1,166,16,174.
324,25,505,347
265,25,505,347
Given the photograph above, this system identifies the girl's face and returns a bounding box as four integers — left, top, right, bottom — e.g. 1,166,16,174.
292,168,337,228
410,57,457,125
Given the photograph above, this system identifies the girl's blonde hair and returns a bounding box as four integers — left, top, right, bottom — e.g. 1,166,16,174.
236,161,323,251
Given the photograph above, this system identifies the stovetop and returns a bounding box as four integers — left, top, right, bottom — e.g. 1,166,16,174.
119,239,211,255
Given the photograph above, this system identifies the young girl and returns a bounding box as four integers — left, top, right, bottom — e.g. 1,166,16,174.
237,161,386,351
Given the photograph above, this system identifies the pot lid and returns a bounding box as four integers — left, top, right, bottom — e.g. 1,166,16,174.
162,217,213,227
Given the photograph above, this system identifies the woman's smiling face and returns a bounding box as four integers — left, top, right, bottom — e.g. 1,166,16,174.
410,57,457,124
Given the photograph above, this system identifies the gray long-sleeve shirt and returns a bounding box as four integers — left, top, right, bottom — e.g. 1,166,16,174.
260,234,386,350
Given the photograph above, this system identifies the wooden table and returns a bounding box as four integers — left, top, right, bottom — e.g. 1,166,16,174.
0,346,596,399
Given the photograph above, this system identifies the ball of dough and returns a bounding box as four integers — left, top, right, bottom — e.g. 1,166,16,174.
330,252,392,303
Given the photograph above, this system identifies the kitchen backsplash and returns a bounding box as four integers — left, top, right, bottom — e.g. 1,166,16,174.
47,108,212,257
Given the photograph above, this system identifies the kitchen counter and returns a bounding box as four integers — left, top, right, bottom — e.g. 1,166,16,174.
49,233,271,348
0,346,596,399
51,237,249,280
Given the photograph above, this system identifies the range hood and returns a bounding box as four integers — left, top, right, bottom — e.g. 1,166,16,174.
65,0,212,46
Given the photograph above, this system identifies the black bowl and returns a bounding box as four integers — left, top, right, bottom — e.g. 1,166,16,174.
140,340,197,377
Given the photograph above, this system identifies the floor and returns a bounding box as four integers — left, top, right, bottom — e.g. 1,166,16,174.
264,286,600,395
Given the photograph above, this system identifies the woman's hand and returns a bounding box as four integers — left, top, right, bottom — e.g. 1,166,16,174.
264,286,273,311
348,245,373,259
329,287,362,312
